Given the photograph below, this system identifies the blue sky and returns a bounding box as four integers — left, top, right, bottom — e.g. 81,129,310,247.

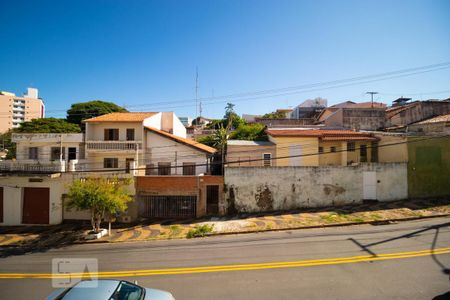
1,0,449,119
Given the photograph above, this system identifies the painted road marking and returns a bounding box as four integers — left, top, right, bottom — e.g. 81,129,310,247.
0,247,449,279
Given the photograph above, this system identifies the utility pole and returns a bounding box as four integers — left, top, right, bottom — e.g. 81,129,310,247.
195,67,199,119
366,91,378,108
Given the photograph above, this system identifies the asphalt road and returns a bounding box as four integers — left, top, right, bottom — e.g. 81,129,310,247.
0,217,449,300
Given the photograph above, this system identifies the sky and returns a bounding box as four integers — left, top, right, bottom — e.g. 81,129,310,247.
1,0,449,119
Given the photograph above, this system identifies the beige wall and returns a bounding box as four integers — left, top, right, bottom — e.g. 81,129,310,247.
376,134,408,163
227,144,276,167
269,136,319,166
85,122,144,141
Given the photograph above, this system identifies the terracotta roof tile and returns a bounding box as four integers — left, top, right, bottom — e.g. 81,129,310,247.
145,126,216,154
84,112,158,123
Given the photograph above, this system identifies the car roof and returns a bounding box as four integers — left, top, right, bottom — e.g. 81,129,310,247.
61,280,120,300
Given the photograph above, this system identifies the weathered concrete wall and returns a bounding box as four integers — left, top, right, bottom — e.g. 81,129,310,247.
224,164,407,213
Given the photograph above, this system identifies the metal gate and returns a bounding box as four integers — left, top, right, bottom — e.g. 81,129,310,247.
139,195,197,219
206,185,219,215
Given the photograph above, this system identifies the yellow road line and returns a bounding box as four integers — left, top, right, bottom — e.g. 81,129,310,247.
0,247,449,279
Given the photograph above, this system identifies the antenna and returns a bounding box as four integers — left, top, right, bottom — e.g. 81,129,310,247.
366,91,378,108
195,67,199,118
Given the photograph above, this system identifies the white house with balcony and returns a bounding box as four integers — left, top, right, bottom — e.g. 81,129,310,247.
82,111,212,175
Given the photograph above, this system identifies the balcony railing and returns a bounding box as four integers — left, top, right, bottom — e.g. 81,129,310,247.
86,141,142,151
0,161,65,174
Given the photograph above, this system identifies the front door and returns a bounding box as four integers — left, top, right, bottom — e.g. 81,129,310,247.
206,185,219,215
125,158,134,174
22,187,49,224
363,172,377,200
68,147,77,161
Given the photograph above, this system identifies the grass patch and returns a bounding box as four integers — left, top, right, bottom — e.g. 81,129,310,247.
168,225,182,237
186,224,214,238
320,213,347,223
370,213,383,220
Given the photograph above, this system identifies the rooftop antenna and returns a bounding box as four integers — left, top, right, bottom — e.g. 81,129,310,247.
366,91,378,108
195,67,199,118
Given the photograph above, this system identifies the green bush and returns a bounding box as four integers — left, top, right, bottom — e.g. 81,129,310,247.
186,224,214,238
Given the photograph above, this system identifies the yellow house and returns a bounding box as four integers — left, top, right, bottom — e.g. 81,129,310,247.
267,129,380,166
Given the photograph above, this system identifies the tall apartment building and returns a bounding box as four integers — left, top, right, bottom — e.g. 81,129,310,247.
0,87,45,133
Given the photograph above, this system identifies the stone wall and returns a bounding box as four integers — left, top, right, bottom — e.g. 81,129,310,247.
223,163,407,213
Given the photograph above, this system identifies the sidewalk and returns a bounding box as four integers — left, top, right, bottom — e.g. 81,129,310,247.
1,198,449,249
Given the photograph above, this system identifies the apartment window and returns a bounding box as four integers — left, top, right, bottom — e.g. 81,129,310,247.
347,142,355,152
330,146,336,153
28,147,38,159
360,145,368,162
318,147,324,154
104,129,119,141
126,128,135,141
51,147,65,161
183,162,196,175
263,153,272,167
104,158,118,168
158,162,171,175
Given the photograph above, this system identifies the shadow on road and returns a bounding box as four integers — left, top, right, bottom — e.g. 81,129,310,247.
349,221,450,276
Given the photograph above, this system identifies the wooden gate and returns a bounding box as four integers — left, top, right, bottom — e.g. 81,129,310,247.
139,195,197,219
22,187,50,224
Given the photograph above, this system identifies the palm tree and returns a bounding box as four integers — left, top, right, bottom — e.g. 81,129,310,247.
213,124,229,174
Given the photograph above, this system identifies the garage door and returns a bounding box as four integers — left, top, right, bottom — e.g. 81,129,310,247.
139,195,196,219
22,187,50,224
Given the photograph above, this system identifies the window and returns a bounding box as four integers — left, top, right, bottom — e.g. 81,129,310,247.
68,147,77,161
126,128,135,141
330,146,336,153
318,147,324,154
360,144,367,162
104,128,119,141
28,147,38,159
110,281,143,300
104,158,118,168
183,162,196,175
371,142,378,163
158,162,171,175
51,147,65,161
263,153,272,167
145,163,155,175
347,142,355,152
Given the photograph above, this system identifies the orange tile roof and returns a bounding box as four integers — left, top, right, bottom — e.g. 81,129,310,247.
266,129,373,137
145,126,216,154
83,112,158,123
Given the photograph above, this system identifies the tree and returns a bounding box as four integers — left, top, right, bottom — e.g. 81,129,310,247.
0,130,15,159
262,110,286,119
230,123,267,141
223,103,244,129
66,100,128,126
66,177,131,233
213,124,229,174
15,118,81,133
